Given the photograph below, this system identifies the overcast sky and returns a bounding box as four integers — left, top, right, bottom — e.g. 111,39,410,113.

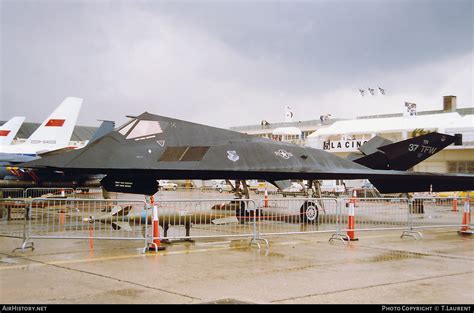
1,0,472,128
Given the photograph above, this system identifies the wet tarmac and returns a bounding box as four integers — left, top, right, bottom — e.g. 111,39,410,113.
0,228,472,304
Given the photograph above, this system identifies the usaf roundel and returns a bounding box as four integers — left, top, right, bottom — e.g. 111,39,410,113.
275,149,293,159
227,150,240,162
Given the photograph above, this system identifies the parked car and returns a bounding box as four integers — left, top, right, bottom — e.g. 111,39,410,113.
215,183,233,193
319,180,346,195
158,180,178,191
280,182,306,197
235,198,324,224
282,182,303,192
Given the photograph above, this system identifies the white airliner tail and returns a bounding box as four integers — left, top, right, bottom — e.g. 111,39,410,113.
26,97,83,149
0,116,26,146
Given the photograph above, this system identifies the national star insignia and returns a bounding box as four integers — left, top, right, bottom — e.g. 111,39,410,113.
275,149,293,159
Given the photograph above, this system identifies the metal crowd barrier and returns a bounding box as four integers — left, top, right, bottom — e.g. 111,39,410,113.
336,196,472,240
0,188,25,199
0,198,28,238
0,187,115,200
151,199,256,241
407,197,468,229
27,198,149,249
338,198,409,232
0,196,471,253
0,198,33,251
25,188,75,198
254,198,339,237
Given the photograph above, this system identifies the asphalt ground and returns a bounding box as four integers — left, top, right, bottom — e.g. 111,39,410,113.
0,228,472,304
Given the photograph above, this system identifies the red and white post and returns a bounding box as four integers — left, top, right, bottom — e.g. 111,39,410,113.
148,195,166,251
346,190,358,241
264,190,269,208
459,193,472,235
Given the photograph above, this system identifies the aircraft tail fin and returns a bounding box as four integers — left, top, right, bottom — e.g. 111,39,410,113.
0,116,25,145
88,120,115,145
26,97,83,148
354,132,456,171
358,136,393,156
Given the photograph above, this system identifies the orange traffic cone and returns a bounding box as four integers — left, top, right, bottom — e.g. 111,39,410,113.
346,192,358,241
59,210,65,226
148,196,166,251
89,223,94,251
459,195,472,235
264,190,269,208
452,198,458,212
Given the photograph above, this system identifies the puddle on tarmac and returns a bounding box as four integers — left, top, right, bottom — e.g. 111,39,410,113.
229,240,252,248
0,257,19,264
368,250,427,263
266,252,286,258
106,288,140,298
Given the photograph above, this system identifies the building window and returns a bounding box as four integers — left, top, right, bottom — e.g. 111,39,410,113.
447,161,474,174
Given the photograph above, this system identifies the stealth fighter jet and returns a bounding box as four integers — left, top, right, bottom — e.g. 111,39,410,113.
22,112,474,195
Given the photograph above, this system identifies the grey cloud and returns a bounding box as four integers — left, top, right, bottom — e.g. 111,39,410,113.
0,0,472,128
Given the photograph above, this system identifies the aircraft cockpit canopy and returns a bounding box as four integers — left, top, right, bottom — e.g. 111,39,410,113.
118,119,164,140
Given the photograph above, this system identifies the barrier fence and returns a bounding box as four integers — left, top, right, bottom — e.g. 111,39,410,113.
0,187,122,200
0,198,32,251
0,199,28,238
338,198,409,232
151,199,256,241
255,198,339,236
0,187,283,199
0,196,471,252
406,197,468,229
25,188,75,198
28,198,148,241
0,188,25,199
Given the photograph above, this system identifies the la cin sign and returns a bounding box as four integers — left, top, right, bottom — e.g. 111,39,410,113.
322,140,368,152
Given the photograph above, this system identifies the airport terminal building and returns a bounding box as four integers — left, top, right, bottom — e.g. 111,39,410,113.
230,96,474,175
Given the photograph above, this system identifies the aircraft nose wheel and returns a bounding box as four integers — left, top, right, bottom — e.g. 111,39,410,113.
300,201,319,224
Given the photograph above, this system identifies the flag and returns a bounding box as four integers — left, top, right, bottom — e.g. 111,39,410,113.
405,102,417,116
285,105,294,122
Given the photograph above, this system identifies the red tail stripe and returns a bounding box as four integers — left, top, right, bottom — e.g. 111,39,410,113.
45,119,65,127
